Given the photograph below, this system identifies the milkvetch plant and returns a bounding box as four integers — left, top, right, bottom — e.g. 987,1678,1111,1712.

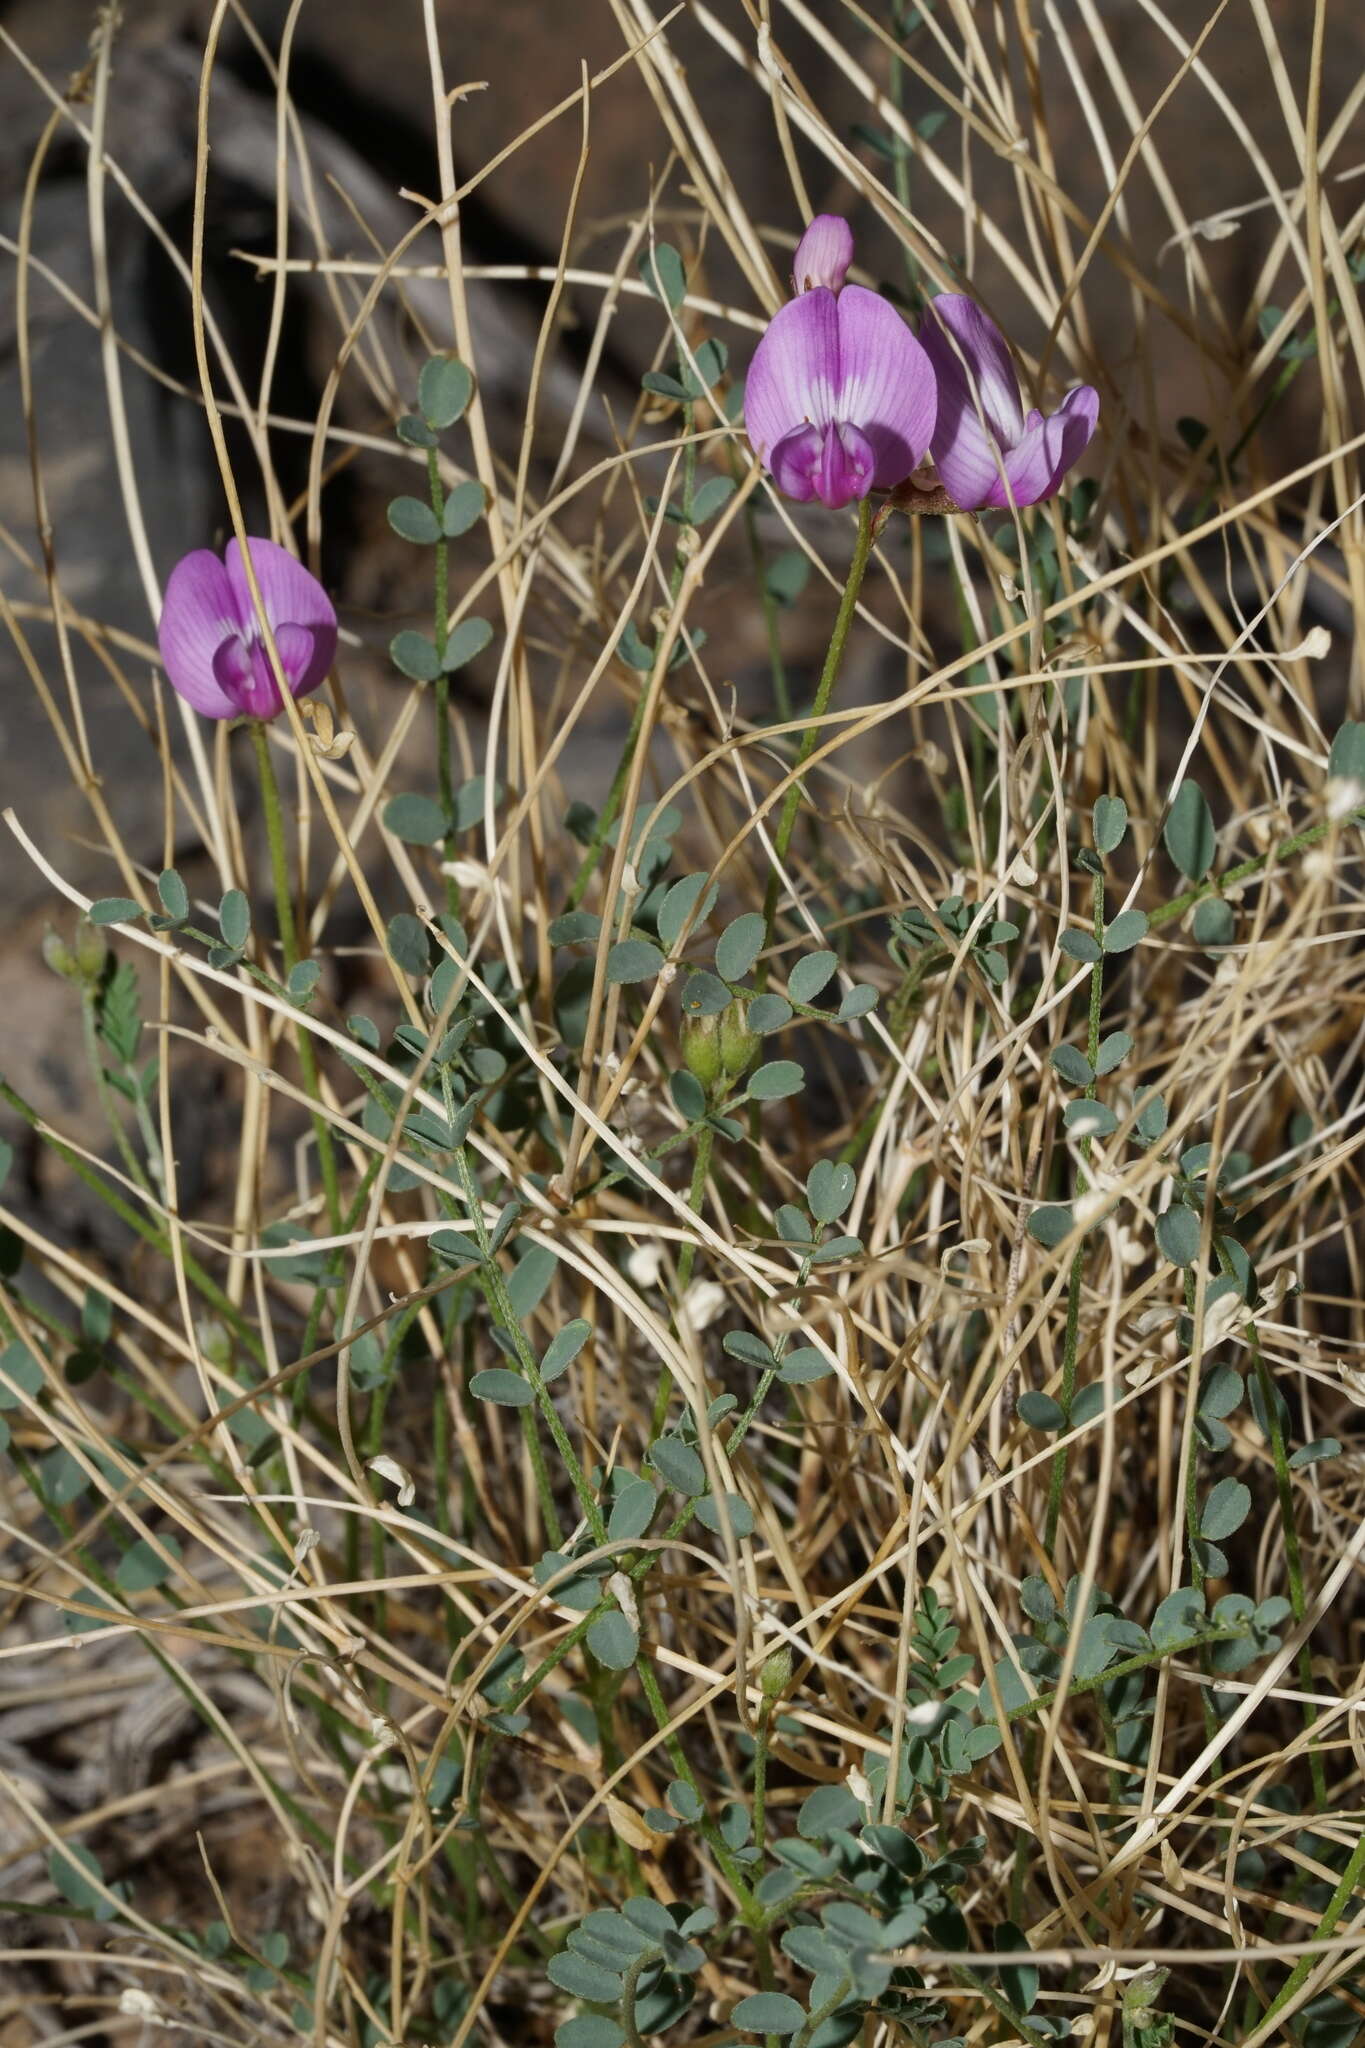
5,15,1364,2048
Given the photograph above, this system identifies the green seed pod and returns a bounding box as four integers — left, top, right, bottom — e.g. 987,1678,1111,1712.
44,917,109,989
719,998,761,1079
73,916,109,984
681,1010,723,1091
41,929,79,981
760,1645,792,1698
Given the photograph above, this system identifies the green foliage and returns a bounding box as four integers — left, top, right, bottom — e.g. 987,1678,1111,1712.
1104,908,1147,952
48,1841,124,1922
12,64,1356,2048
807,1159,855,1223
387,912,430,977
1095,1030,1132,1073
587,1610,639,1670
891,893,1017,986
383,793,447,844
1155,1204,1201,1266
638,241,686,308
748,1059,803,1101
88,896,141,924
418,354,473,429
388,494,441,544
788,950,837,1004
1018,1392,1065,1431
715,912,765,982
469,1367,533,1408
1093,793,1128,854
1028,1204,1076,1248
389,630,442,682
219,888,250,952
606,939,664,984
733,1993,804,2033
96,959,143,1069
443,480,487,536
1328,720,1365,782
1051,1042,1093,1086
648,1438,705,1496
1164,780,1216,881
657,872,718,951
767,548,810,607
157,867,189,923
442,618,494,672
1192,896,1236,948
1200,1477,1252,1541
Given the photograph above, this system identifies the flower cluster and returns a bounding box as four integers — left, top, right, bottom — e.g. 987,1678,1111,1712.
745,213,1098,513
155,219,1096,723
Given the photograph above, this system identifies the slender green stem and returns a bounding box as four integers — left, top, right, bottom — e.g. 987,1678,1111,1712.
79,993,153,1195
428,447,450,679
1042,1242,1086,1561
293,1158,382,1422
251,722,302,970
620,1951,652,2048
635,1654,759,1921
762,495,877,953
792,1972,854,2048
1149,808,1365,931
451,1147,604,1545
249,722,342,1234
1178,1266,1223,1756
1002,1624,1248,1728
425,446,462,919
501,1362,783,1726
1044,870,1104,1556
129,1087,168,1194
1257,1831,1365,2030
751,1698,774,1853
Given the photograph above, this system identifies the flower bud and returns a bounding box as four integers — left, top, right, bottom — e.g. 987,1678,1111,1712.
791,214,854,296
719,999,760,1079
681,1010,723,1091
760,1645,792,1698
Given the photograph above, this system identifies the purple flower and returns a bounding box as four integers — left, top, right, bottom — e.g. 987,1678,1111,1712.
791,213,854,295
920,294,1098,512
746,282,936,510
158,536,337,720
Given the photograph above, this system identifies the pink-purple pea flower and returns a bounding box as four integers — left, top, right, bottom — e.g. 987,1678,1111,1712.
745,262,937,510
158,536,337,721
919,294,1098,512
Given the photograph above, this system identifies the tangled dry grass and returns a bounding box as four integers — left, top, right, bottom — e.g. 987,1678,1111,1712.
2,2,1365,2045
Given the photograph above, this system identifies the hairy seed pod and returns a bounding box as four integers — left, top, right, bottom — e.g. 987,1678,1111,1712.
719,998,761,1079
681,1010,723,1091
